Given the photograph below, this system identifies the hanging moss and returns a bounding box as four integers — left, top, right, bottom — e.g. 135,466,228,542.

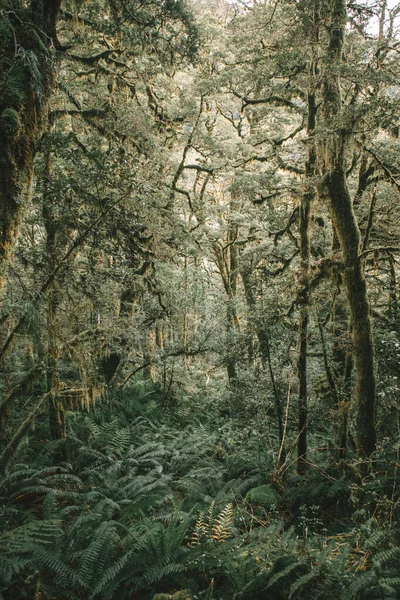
0,108,22,140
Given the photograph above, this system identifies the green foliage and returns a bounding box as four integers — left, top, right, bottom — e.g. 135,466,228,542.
245,484,280,510
2,61,27,109
0,19,12,46
153,591,192,600
0,108,22,140
2,398,400,599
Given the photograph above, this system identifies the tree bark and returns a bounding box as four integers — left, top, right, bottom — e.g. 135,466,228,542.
297,92,316,475
321,0,376,460
213,219,240,384
43,152,65,441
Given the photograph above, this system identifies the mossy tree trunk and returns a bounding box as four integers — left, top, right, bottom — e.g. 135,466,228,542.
321,0,376,460
330,295,352,460
42,152,65,441
297,0,320,471
143,329,156,383
213,220,240,384
99,286,141,384
297,91,317,475
0,1,61,294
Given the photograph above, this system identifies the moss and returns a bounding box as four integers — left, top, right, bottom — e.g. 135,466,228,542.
245,484,280,509
1,108,22,140
2,62,27,109
19,26,48,54
0,20,12,46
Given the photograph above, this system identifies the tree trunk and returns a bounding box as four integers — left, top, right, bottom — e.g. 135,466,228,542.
297,163,311,473
43,152,65,441
241,270,285,461
99,286,140,384
297,74,318,473
330,296,352,460
227,221,240,383
0,2,61,294
213,219,240,384
143,329,156,383
321,0,376,460
389,255,399,324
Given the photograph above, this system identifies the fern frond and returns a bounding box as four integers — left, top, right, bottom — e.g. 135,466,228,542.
380,577,400,594
343,571,377,600
373,546,400,571
190,512,206,546
76,521,121,588
289,570,318,598
266,560,304,590
142,560,186,586
206,500,215,531
0,519,63,554
42,491,59,519
211,503,233,542
32,547,77,587
88,549,136,599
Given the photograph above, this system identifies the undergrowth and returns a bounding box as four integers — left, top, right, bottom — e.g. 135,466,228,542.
1,386,400,600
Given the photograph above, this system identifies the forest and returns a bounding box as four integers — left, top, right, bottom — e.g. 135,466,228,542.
1,0,400,598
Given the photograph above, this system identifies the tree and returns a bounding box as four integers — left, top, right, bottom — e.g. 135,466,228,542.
319,0,377,460
0,0,197,293
0,1,62,292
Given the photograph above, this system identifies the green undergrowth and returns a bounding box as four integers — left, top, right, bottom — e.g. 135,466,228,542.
1,386,400,599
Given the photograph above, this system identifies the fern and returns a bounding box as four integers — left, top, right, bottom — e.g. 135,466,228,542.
373,546,400,572
75,521,121,589
343,571,378,600
289,571,319,598
88,549,136,598
211,502,234,542
266,559,305,590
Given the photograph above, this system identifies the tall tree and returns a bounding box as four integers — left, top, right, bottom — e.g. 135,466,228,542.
320,0,377,460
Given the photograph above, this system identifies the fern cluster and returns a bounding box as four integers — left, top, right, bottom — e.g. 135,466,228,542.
2,395,400,599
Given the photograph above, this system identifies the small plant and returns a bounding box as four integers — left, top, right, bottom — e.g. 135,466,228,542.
190,501,234,546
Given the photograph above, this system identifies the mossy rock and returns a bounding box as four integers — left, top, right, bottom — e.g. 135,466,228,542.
1,108,22,140
153,591,192,600
245,484,280,509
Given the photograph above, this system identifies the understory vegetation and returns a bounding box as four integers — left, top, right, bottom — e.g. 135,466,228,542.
2,382,400,599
